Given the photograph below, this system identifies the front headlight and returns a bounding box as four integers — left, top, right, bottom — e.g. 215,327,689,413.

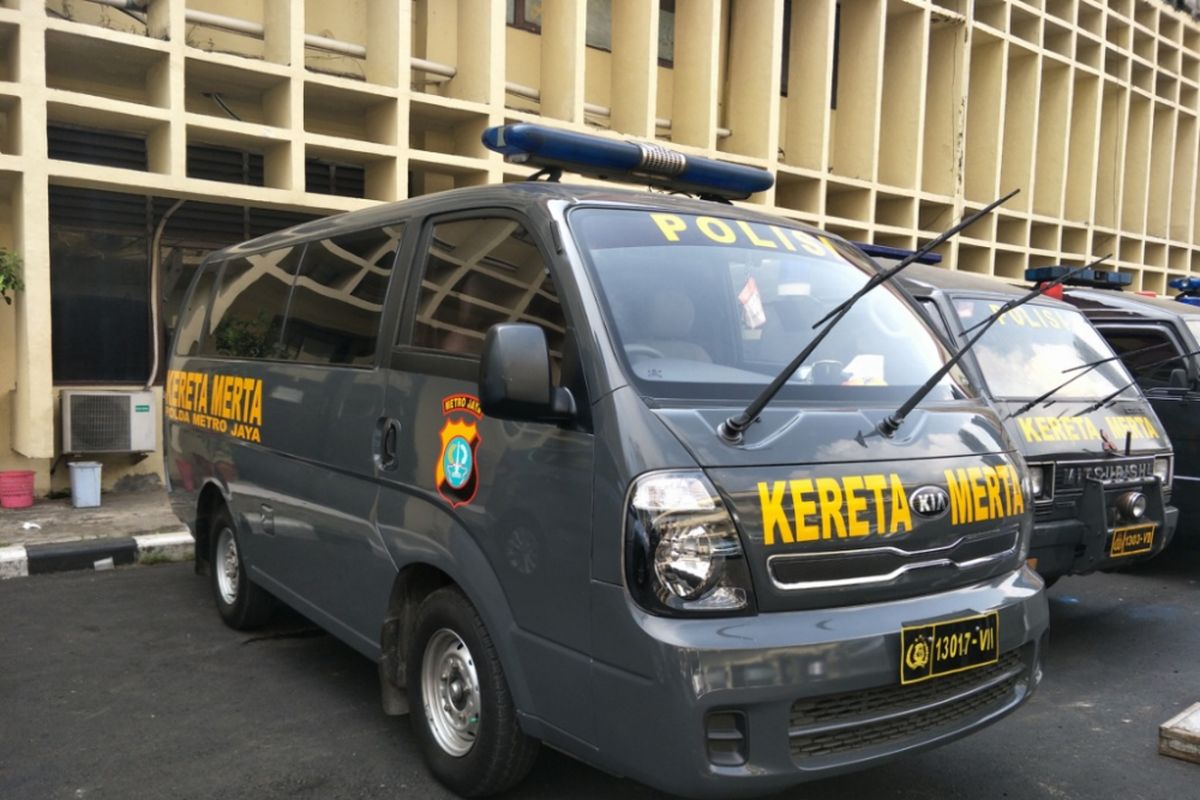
1153,456,1172,488
625,471,755,615
1028,463,1051,502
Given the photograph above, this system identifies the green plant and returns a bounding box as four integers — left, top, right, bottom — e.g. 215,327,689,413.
0,248,23,306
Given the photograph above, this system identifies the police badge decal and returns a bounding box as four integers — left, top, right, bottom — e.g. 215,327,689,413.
437,393,483,508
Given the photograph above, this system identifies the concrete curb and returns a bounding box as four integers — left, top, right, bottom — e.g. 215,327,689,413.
0,531,194,580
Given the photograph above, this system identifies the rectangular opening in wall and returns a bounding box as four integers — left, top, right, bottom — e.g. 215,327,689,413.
0,22,16,82
46,0,148,38
1093,84,1124,229
187,143,265,186
922,17,964,196
1183,52,1199,83
1157,40,1182,77
874,191,914,229
1161,13,1183,44
1141,270,1164,295
0,94,16,156
824,221,870,243
956,244,991,275
996,215,1027,247
1104,48,1129,82
877,0,923,188
185,0,266,61
1181,83,1197,110
1043,0,1072,26
1062,226,1088,255
1121,94,1151,233
1077,2,1103,38
917,197,956,235
974,0,1006,31
1033,60,1069,218
1000,46,1037,213
928,0,966,15
825,182,871,222
873,232,917,250
1132,28,1155,63
1105,16,1130,50
1144,242,1166,269
185,57,289,127
411,159,490,197
410,98,490,160
1030,222,1059,252
304,0,368,79
1130,61,1153,93
45,30,169,107
828,0,882,181
305,83,397,145
775,170,822,216
1155,72,1178,103
305,152,367,198
1169,246,1189,273
1146,106,1174,238
1093,233,1117,262
47,123,147,171
1009,4,1040,47
1118,236,1142,266
1193,251,1200,274
1064,69,1099,221
1044,19,1072,59
1170,115,1195,242
963,31,1004,203
1075,34,1101,70
993,249,1026,280
1133,2,1157,32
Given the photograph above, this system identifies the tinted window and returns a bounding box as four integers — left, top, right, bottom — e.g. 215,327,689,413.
412,218,566,366
173,263,218,356
1099,326,1183,390
201,247,304,359
283,225,403,366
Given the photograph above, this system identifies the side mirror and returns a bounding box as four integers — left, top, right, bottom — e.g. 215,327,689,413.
479,323,575,422
1168,367,1190,389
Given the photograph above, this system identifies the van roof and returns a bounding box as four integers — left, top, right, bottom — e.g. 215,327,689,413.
209,180,830,262
1061,285,1200,322
895,262,1075,306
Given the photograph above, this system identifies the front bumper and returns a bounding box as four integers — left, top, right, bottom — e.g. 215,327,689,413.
1030,479,1178,579
586,567,1048,799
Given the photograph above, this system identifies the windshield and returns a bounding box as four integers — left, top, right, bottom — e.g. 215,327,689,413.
950,298,1133,401
569,208,964,402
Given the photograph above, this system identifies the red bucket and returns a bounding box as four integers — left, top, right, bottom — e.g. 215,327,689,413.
0,470,36,509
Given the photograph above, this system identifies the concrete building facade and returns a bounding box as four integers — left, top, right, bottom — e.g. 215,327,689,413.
1,0,1199,492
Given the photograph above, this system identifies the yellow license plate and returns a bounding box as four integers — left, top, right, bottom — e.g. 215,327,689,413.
1110,523,1156,558
900,611,1000,685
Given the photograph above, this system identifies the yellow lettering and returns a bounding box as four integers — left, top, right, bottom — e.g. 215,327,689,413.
946,469,973,525
1081,417,1100,440
969,466,988,523
249,379,263,426
790,479,820,542
757,481,793,546
696,216,736,244
769,225,798,251
984,466,1003,520
791,230,827,257
843,476,869,537
1036,417,1054,441
650,213,687,242
736,221,776,249
1017,417,1040,442
1047,417,1066,442
815,477,847,539
864,474,889,531
195,373,208,415
888,474,912,534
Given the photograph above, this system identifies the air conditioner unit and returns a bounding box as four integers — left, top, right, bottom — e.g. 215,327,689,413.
61,391,157,454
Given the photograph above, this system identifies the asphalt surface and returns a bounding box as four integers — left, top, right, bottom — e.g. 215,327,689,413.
1,548,1198,800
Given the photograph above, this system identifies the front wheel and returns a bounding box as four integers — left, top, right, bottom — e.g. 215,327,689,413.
210,507,275,630
407,587,538,797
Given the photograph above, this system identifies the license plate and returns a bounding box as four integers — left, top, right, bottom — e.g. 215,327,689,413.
1110,523,1156,558
901,612,1000,685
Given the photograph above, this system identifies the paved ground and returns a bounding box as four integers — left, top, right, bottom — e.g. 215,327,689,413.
0,488,186,547
1,547,1198,800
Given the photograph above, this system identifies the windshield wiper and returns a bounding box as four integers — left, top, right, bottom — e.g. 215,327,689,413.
878,255,1110,437
1074,379,1137,415
1008,340,1173,417
717,189,1019,444
1073,349,1200,415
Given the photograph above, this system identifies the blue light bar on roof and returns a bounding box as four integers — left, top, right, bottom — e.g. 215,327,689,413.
1026,265,1131,288
852,242,942,265
1179,297,1200,307
1168,277,1200,292
481,123,774,200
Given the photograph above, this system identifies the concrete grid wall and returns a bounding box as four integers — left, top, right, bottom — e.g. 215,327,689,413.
0,0,1199,487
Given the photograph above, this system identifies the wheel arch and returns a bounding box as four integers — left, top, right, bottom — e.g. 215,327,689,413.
193,480,230,575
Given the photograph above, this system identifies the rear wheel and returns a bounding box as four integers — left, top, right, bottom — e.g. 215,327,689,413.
210,506,275,630
407,586,538,797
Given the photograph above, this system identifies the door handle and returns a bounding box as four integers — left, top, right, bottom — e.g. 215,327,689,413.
377,417,401,471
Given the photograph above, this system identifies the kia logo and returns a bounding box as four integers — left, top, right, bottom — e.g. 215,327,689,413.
909,485,949,519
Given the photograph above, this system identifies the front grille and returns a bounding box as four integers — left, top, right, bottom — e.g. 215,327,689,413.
789,649,1026,760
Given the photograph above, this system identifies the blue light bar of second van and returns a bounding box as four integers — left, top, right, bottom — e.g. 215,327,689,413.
852,242,942,265
1168,277,1200,292
481,123,774,200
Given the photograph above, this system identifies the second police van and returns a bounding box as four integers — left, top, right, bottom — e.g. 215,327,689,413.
165,125,1047,798
884,258,1178,585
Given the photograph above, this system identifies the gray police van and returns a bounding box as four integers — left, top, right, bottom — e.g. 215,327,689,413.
166,125,1047,798
891,262,1177,585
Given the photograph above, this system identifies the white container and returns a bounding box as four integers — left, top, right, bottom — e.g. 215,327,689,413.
68,461,102,508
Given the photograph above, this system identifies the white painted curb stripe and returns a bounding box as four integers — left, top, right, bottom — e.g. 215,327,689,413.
134,531,195,563
0,545,29,580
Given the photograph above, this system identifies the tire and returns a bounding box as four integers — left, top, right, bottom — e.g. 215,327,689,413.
407,586,538,797
209,506,275,630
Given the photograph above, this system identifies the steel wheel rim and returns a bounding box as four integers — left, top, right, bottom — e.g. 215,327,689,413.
215,526,239,605
421,628,480,757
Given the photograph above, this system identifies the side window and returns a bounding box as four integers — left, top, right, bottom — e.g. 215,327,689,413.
201,246,305,359
411,217,566,372
173,263,218,356
283,224,403,366
1098,326,1181,389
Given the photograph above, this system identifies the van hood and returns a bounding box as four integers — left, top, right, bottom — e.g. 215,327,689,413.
997,399,1172,460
